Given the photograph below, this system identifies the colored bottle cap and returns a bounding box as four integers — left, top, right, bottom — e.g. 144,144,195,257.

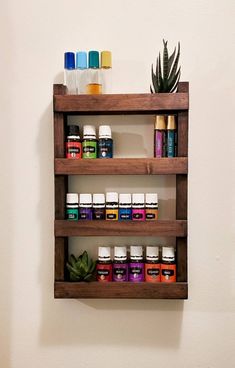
167,115,177,130
79,193,92,204
106,192,118,203
66,193,78,204
83,125,96,138
101,51,112,68
132,193,145,204
162,247,175,261
146,246,159,261
64,52,75,70
67,125,80,137
130,246,143,260
98,246,111,261
99,125,112,139
155,115,166,130
88,50,99,68
93,193,105,204
119,193,131,204
76,51,87,69
114,246,127,260
146,193,158,205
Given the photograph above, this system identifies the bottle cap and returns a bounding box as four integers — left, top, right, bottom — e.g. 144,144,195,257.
79,193,92,204
114,246,127,260
132,193,145,204
146,193,158,204
76,51,87,69
98,246,111,261
93,193,105,204
106,192,118,203
162,246,175,261
155,115,166,130
167,115,177,130
119,193,131,204
88,50,99,68
64,52,75,70
66,193,78,204
146,246,159,261
101,51,112,68
67,125,80,137
130,245,143,260
83,125,96,138
99,125,112,139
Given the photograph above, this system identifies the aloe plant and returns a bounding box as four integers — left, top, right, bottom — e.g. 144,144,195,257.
66,251,96,282
151,40,181,93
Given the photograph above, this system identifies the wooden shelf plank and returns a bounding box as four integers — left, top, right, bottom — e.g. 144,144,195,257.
54,281,188,299
55,157,188,175
54,220,187,237
54,92,189,114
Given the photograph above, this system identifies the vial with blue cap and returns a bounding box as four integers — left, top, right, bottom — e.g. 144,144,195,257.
76,51,88,94
64,52,76,94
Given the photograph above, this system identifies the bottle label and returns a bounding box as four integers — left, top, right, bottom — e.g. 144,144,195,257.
113,264,128,282
106,209,118,220
145,264,160,282
161,264,176,283
66,208,78,221
93,208,105,220
79,208,93,220
145,209,158,220
129,262,144,282
82,141,97,158
132,209,145,221
119,208,132,221
154,130,166,158
96,264,112,282
66,141,82,159
167,130,176,158
98,139,113,158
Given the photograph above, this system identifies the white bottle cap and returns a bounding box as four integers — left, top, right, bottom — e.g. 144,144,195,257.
132,193,145,204
146,193,158,204
114,246,127,260
66,193,78,204
106,192,118,203
93,193,105,204
98,246,111,261
83,125,96,138
146,246,159,261
119,193,131,204
79,193,92,204
162,247,175,261
99,125,112,139
130,245,143,260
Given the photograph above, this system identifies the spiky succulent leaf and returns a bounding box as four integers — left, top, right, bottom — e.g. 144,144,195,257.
168,47,176,76
66,251,96,282
163,40,168,81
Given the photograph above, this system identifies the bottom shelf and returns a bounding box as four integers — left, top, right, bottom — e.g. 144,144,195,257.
54,281,188,299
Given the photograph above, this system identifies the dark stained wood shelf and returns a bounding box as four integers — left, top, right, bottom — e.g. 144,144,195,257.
54,281,188,299
55,220,187,237
55,157,188,175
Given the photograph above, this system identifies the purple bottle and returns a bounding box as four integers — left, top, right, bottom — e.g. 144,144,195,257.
113,246,128,282
129,246,144,282
79,193,93,220
154,115,166,158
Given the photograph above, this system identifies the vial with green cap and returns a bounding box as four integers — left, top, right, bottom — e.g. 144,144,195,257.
76,51,88,94
86,50,102,94
101,51,112,94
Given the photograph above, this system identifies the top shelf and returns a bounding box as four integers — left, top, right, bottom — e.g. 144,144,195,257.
53,83,189,115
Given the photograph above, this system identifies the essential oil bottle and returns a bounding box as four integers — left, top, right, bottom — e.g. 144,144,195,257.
129,246,144,282
119,193,132,221
161,246,176,283
96,246,112,282
93,193,105,220
76,51,87,94
64,52,76,94
66,125,82,159
79,193,93,220
86,51,102,94
98,125,113,158
101,51,112,93
66,193,79,220
145,246,160,282
113,246,128,282
132,193,145,221
167,115,177,157
82,125,97,158
145,193,158,220
106,192,118,220
154,115,166,158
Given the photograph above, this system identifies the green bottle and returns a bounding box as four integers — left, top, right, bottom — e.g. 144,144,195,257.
82,125,97,158
167,115,177,157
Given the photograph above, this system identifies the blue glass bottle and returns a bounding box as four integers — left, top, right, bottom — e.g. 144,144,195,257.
119,193,132,221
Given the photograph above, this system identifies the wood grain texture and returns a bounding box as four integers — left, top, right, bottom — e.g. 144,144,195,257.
55,238,68,281
55,157,188,175
54,220,187,237
54,281,188,299
176,237,187,282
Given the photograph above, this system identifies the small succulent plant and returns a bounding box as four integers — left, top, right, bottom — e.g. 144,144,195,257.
66,251,96,282
151,39,181,93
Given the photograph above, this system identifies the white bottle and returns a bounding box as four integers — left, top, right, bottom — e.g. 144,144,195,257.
76,51,88,94
64,52,76,94
101,51,112,93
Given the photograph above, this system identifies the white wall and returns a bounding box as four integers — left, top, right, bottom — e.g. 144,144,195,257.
1,0,235,367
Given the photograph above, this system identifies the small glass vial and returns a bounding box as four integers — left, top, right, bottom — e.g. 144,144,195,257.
167,115,177,157
66,193,79,220
76,51,88,94
98,125,113,158
145,193,158,221
145,246,160,282
132,193,145,221
93,193,105,220
105,192,118,220
154,115,167,158
82,125,97,159
113,246,128,282
119,193,132,221
79,193,93,220
86,50,102,94
96,246,112,282
66,125,82,159
64,52,76,94
129,246,144,282
101,51,112,94
161,246,176,283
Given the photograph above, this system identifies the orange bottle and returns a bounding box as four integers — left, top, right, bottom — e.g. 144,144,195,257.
145,246,160,282
161,247,176,283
